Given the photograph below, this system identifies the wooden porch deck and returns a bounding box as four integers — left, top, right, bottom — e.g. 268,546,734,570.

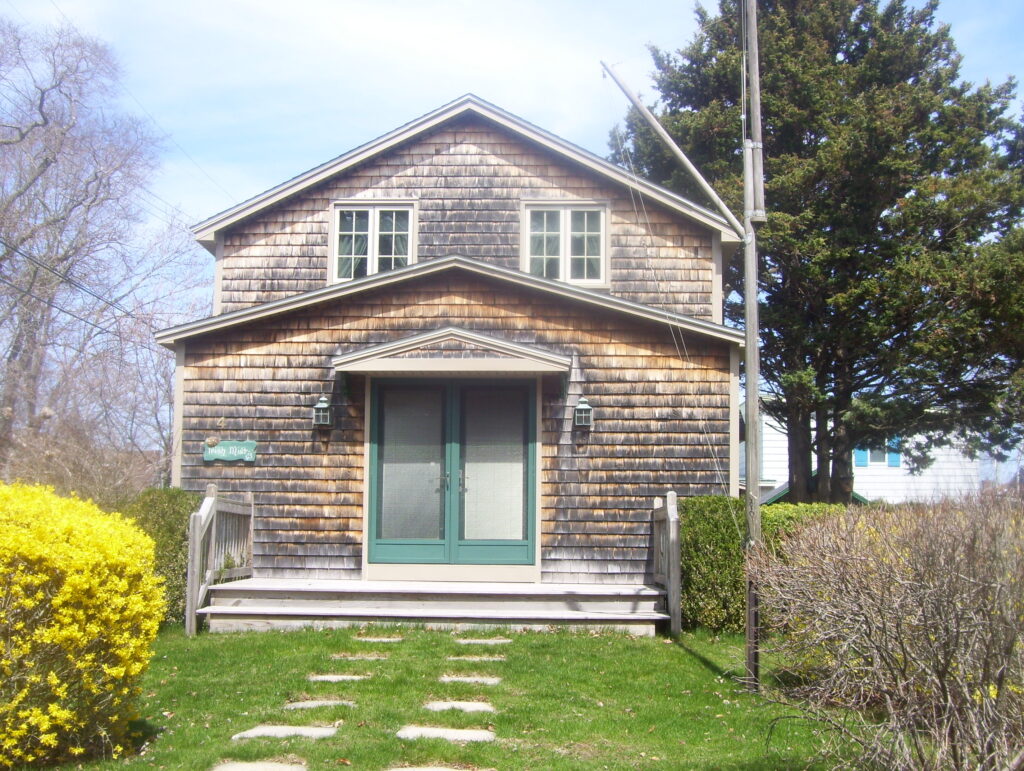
199,578,670,636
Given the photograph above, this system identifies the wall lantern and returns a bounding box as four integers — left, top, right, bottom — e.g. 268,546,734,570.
574,397,593,428
312,395,334,428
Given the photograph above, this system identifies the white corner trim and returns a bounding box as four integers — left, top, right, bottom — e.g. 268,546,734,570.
729,345,740,497
711,231,723,326
171,346,186,488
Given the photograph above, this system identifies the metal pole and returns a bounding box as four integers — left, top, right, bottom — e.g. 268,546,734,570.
743,0,765,692
601,61,745,241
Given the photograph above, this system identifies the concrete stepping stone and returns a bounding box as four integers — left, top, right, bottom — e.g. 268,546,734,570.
446,655,505,662
424,700,496,713
231,725,337,741
396,725,495,742
439,674,501,685
358,636,402,643
283,699,356,710
454,637,511,645
308,674,370,682
212,763,306,770
330,653,387,660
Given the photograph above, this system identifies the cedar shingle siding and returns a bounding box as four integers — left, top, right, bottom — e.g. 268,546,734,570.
218,118,715,320
182,273,731,581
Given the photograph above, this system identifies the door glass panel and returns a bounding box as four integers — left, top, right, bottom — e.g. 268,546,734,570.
379,387,444,540
461,388,526,540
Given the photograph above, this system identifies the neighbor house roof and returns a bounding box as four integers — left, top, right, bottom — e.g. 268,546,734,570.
191,94,743,251
155,255,745,349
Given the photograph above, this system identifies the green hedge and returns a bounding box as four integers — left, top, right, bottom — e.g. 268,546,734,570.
120,487,201,626
677,496,844,633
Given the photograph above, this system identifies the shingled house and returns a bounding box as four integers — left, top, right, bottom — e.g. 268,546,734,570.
157,95,743,634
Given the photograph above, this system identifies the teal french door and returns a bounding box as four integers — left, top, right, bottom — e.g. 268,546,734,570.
368,379,536,565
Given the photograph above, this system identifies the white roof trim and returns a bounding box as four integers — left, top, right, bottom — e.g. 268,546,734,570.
191,95,741,248
331,327,572,373
155,256,744,348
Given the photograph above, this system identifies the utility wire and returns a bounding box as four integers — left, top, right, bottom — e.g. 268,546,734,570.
45,0,237,203
0,273,112,334
0,235,139,320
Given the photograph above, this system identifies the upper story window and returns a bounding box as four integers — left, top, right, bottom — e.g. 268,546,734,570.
522,204,607,286
332,201,416,282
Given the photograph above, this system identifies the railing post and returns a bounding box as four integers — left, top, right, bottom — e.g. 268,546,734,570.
185,484,217,637
247,491,255,568
665,490,681,637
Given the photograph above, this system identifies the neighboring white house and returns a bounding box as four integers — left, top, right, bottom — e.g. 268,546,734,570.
741,410,984,503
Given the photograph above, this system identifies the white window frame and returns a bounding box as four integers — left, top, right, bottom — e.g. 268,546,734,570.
329,199,418,284
520,202,609,287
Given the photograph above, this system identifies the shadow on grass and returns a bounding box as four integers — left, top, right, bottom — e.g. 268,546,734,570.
672,636,744,681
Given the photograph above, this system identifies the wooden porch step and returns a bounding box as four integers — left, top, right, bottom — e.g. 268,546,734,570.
199,579,669,635
207,579,664,614
198,603,668,634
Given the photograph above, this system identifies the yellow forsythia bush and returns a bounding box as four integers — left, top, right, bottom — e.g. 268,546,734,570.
0,483,165,766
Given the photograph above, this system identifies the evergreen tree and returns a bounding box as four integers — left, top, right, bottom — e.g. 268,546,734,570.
614,0,1024,501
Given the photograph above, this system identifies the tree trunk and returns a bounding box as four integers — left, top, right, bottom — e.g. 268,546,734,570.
815,403,832,502
786,403,813,503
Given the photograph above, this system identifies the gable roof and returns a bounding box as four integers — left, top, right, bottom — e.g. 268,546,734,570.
191,94,743,250
155,255,745,349
331,327,573,374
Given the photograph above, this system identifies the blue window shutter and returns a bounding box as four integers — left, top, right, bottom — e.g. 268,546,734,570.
887,438,901,467
854,448,869,467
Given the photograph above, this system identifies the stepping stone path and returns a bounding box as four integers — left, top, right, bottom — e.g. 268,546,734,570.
446,655,505,662
330,653,387,660
231,725,337,741
308,673,370,682
439,674,501,685
424,700,496,713
214,631,510,769
283,699,355,710
396,725,495,742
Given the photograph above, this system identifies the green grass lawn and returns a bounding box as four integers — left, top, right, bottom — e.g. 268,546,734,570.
77,626,829,770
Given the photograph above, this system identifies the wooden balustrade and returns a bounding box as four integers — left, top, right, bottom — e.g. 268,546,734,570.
185,484,254,636
652,490,681,636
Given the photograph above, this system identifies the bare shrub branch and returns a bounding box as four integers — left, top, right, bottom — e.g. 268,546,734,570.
753,496,1024,770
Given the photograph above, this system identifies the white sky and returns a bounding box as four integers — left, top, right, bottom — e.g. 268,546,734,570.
3,0,1022,231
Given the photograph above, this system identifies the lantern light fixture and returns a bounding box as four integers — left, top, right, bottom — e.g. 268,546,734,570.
574,397,593,428
312,395,334,428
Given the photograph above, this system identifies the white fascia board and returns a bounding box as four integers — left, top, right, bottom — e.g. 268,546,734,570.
154,256,745,349
331,326,572,371
191,95,740,249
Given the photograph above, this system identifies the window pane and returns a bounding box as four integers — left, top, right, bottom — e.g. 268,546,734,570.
586,257,600,279
338,256,353,279
339,234,354,257
570,258,584,280
530,256,559,279
461,387,526,540
392,233,408,257
352,256,367,278
571,210,585,230
530,235,545,256
869,448,886,463
379,387,445,540
570,235,583,256
379,234,394,256
352,234,367,256
393,210,409,231
380,210,394,231
585,235,600,256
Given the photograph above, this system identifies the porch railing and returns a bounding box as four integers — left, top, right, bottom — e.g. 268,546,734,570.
652,490,681,636
185,483,254,636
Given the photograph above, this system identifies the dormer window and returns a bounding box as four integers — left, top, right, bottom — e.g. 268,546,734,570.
522,204,607,286
332,201,416,282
